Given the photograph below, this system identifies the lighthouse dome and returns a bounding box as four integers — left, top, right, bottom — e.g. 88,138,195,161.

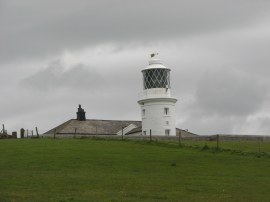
142,53,171,89
144,53,169,70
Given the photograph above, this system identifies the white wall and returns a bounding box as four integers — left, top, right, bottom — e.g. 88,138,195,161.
140,100,176,136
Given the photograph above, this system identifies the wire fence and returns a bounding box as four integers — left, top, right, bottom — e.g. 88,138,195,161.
161,138,270,155
41,132,270,157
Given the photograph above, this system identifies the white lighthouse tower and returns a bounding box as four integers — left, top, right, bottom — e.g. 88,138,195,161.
138,53,178,136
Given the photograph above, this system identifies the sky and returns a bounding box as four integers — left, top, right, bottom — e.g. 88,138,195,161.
1,0,270,135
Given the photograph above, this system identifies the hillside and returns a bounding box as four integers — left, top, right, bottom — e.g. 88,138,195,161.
0,139,270,201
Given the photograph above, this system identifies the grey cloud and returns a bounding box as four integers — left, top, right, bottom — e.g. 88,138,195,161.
175,63,270,135
256,117,270,133
16,57,141,125
194,67,267,117
21,60,101,91
179,115,245,135
1,0,270,64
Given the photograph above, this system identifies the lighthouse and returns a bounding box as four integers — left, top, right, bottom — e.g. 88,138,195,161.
138,53,178,136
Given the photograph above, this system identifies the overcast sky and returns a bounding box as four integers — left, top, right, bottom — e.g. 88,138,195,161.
1,0,270,135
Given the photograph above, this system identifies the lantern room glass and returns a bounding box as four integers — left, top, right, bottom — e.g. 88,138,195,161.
143,68,170,89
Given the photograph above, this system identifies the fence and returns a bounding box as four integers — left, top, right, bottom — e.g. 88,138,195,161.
41,132,270,156
0,125,40,139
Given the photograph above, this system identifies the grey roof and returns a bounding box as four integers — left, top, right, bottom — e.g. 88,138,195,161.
125,127,142,135
176,128,198,137
44,119,142,135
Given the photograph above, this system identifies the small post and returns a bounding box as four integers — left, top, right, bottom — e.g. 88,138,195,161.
27,129,29,138
74,128,77,138
12,132,17,138
96,126,97,135
258,138,261,153
178,130,181,147
35,127,39,138
3,124,7,139
31,130,33,137
121,126,124,141
216,134,219,150
150,129,152,142
53,129,56,139
20,128,25,139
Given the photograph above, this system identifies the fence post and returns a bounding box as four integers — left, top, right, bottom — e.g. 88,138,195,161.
216,134,219,150
121,126,124,141
3,124,7,139
35,127,39,138
150,129,152,142
54,129,56,139
258,138,261,153
27,129,29,138
12,132,17,138
178,130,181,147
20,128,25,139
31,130,34,138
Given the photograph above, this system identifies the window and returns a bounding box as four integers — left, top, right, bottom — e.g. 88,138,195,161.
164,107,169,115
143,131,146,136
143,68,170,89
142,109,145,116
166,121,169,125
165,129,170,136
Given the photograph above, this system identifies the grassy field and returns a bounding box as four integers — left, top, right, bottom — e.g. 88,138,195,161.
0,139,270,202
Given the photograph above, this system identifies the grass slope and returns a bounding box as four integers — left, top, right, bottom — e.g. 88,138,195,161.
0,139,270,202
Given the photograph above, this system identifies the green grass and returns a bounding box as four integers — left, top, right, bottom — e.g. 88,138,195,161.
0,139,270,202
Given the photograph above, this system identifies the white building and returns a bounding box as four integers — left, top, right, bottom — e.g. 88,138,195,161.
138,53,178,136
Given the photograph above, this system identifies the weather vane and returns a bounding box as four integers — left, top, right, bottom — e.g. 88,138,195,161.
150,52,159,58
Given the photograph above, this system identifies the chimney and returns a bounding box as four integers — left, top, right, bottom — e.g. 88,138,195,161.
76,104,86,121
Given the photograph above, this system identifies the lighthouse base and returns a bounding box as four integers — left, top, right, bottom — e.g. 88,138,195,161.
138,97,177,136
